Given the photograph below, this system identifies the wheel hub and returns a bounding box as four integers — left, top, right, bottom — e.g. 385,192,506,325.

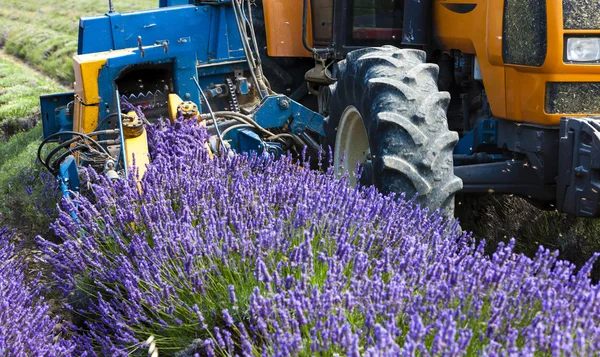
334,106,371,186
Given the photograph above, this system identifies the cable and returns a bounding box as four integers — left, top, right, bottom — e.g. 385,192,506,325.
37,131,112,173
43,137,81,172
212,111,276,137
220,123,253,138
302,0,332,57
193,76,228,154
301,0,312,53
50,145,89,174
231,0,265,99
246,1,262,64
241,0,262,66
243,0,272,92
93,113,119,132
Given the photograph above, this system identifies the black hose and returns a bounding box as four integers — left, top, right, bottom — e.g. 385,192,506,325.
93,113,119,132
43,137,81,173
302,0,312,53
50,145,89,174
302,0,332,57
37,131,113,174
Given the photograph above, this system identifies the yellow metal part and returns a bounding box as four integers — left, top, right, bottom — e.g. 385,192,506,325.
263,0,312,57
72,98,100,134
72,54,107,134
72,49,151,179
121,110,149,179
205,143,214,159
433,0,600,125
433,0,506,119
168,93,184,122
73,56,106,105
124,128,150,180
178,101,200,119
123,111,145,138
72,49,134,134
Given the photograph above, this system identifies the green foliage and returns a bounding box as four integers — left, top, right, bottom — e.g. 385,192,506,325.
0,125,58,230
0,55,63,130
0,0,155,232
0,0,156,84
0,55,64,230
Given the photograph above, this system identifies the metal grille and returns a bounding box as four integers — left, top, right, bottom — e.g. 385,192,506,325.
546,82,600,114
503,0,547,67
563,0,600,29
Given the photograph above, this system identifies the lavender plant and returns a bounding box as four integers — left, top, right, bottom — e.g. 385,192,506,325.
0,226,74,356
38,119,600,356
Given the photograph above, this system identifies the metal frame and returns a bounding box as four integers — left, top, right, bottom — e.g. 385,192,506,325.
454,118,560,208
557,117,600,216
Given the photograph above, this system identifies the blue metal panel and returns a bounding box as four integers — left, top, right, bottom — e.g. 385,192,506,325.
252,95,326,136
58,155,80,220
455,119,498,155
159,0,193,7
106,12,126,49
94,46,196,125
224,128,284,158
77,5,244,63
76,2,248,130
40,92,74,141
229,128,263,152
59,156,80,194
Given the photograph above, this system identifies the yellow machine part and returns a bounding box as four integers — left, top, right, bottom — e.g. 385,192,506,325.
168,93,184,122
72,49,150,179
168,93,213,158
73,56,107,133
263,0,313,57
433,0,600,126
264,0,600,126
72,99,100,135
124,130,150,180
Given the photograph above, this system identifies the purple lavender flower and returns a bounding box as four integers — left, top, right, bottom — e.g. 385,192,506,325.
0,227,74,356
36,119,600,355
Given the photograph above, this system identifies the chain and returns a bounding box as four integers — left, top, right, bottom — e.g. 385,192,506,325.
226,78,240,112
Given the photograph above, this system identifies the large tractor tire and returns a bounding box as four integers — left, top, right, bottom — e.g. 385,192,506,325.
326,46,462,217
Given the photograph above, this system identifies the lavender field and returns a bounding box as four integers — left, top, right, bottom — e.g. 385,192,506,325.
2,119,596,356
1,0,600,355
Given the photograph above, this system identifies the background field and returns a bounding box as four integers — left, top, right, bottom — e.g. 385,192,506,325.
1,0,600,280
0,0,156,83
0,0,155,231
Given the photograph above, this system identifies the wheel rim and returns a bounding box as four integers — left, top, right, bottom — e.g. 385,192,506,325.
334,106,370,186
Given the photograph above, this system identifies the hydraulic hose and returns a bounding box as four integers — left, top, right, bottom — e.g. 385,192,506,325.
231,0,268,98
193,76,228,154
37,130,113,173
302,0,332,57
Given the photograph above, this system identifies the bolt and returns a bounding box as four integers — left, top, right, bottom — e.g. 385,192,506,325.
278,98,290,109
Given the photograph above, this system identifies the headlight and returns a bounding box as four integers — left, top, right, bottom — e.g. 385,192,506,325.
566,37,600,62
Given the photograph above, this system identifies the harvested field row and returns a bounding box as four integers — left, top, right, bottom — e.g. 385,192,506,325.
0,53,63,230
0,0,155,83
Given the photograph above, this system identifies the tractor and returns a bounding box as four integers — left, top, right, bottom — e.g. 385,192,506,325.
38,0,600,218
